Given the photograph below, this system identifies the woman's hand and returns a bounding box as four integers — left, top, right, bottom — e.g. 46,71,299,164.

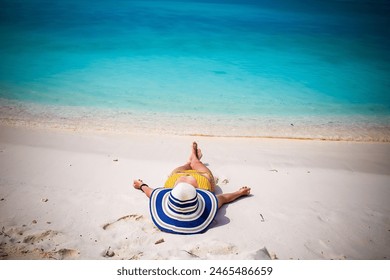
132,179,152,198
133,179,144,190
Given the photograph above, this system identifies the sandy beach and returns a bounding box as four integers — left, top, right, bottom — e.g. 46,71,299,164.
0,124,389,260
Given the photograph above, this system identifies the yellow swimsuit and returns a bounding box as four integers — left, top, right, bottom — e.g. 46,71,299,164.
164,170,213,191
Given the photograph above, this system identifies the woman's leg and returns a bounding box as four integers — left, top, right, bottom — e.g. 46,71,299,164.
170,142,203,175
168,142,215,191
169,143,199,174
189,142,216,192
216,186,251,209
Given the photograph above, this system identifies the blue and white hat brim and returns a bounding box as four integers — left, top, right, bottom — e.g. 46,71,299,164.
149,188,218,234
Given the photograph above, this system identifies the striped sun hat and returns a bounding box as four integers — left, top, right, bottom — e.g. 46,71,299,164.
149,182,218,234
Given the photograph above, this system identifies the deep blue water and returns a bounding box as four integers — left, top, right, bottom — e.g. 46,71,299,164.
0,0,389,130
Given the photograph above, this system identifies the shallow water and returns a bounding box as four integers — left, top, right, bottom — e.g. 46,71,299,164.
0,0,389,140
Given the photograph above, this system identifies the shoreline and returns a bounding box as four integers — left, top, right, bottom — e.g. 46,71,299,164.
1,119,389,143
1,99,390,142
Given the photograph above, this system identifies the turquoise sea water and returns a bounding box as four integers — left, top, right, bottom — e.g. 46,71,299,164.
0,0,389,140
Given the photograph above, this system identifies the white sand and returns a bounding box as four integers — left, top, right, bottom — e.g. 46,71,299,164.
0,124,389,260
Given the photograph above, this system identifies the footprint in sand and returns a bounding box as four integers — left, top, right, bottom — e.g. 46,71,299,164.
0,226,79,260
102,214,144,230
102,213,159,234
22,230,59,244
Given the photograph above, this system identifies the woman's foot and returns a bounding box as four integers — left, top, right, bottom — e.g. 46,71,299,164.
189,142,202,162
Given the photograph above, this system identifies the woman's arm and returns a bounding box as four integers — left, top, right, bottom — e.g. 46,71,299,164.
216,186,251,209
133,179,153,198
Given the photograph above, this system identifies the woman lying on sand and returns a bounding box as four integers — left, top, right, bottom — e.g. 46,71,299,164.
133,142,251,234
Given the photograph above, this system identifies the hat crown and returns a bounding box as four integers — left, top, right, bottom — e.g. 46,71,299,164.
168,183,198,215
171,182,196,201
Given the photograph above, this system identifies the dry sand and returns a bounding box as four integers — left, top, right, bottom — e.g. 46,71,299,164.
0,124,389,260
